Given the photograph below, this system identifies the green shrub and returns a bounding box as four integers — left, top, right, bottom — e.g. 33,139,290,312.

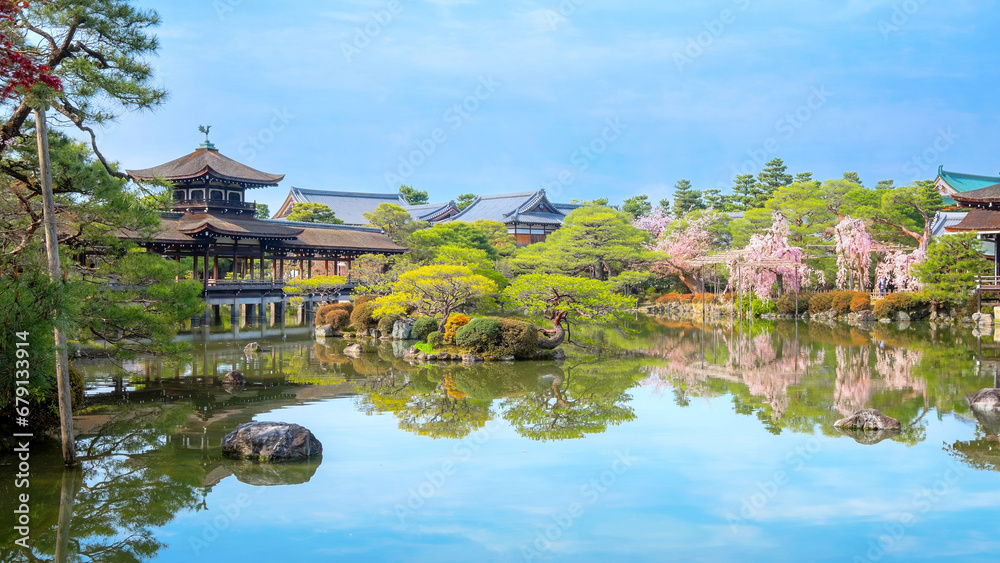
873,292,914,319
496,318,539,359
776,293,811,315
411,317,439,342
443,314,471,344
809,293,834,313
377,314,399,335
455,317,502,353
350,301,378,331
427,331,443,347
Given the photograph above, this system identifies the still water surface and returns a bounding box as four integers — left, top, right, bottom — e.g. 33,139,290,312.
4,317,1000,562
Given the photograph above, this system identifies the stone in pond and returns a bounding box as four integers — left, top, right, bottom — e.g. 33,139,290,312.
970,388,1000,410
221,370,245,384
244,342,263,355
343,343,364,356
833,408,901,431
222,421,322,461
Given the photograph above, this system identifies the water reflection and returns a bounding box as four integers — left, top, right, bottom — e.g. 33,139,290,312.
637,319,989,442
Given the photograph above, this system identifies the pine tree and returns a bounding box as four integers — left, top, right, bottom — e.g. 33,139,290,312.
756,158,793,205
842,171,864,187
673,179,705,213
731,174,760,211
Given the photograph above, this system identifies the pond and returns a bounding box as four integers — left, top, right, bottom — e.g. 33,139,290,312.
4,317,1000,562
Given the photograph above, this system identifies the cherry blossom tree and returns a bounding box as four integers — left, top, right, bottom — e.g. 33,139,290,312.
632,207,672,239
649,211,716,293
874,249,924,293
728,211,816,299
834,216,874,291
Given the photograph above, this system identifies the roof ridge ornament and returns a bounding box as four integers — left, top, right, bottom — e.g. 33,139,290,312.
198,124,216,150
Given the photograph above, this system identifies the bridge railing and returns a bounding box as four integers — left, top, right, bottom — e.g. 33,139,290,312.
976,276,1000,290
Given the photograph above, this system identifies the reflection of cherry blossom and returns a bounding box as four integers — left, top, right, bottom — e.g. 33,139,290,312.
833,344,925,415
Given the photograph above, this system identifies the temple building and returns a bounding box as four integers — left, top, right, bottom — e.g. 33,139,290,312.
944,184,1000,275
444,190,581,245
273,186,581,245
124,137,405,326
273,187,459,225
935,166,1000,204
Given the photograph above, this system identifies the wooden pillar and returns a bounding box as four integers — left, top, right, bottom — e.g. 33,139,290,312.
203,245,210,294
213,256,218,281
279,258,285,281
995,235,999,278
260,245,266,280
249,257,254,280
298,259,303,279
325,259,329,275
232,240,239,280
307,258,313,279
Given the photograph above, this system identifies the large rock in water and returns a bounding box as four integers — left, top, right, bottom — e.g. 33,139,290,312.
392,318,414,340
834,408,901,431
244,342,263,355
221,370,245,384
343,343,364,357
970,388,1000,410
222,422,322,461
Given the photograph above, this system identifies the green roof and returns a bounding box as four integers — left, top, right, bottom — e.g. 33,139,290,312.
938,165,1000,193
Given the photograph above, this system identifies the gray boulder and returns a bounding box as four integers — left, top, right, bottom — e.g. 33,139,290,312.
244,342,263,355
222,370,245,384
462,354,484,363
551,348,567,361
855,310,876,322
343,343,364,356
222,422,322,461
895,311,911,322
392,318,415,340
834,408,901,431
970,388,1000,410
315,324,335,338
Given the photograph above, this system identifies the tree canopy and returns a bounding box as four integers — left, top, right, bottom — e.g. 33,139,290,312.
286,202,344,224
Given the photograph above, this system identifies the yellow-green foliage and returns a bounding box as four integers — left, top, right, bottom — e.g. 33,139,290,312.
872,292,926,319
411,317,439,341
350,301,378,331
443,313,471,344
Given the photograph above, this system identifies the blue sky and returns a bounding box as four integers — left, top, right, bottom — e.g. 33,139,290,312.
96,0,1000,211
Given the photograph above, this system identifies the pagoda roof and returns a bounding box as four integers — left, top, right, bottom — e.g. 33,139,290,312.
930,211,968,237
936,166,1000,195
125,213,405,254
952,183,1000,207
444,190,569,226
944,209,1000,234
127,147,285,188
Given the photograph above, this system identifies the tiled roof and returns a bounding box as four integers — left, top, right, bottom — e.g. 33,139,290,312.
127,147,284,187
176,214,303,239
952,183,1000,205
930,211,968,237
937,166,1000,194
944,209,1000,234
445,190,568,225
126,213,404,254
282,187,406,225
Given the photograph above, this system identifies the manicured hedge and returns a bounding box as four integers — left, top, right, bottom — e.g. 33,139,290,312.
455,317,539,358
411,317,439,342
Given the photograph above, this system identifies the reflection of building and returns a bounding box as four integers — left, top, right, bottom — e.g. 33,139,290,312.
273,187,460,225
124,139,405,323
